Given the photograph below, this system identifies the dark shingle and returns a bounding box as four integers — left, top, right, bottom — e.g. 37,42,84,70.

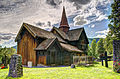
52,27,69,40
24,23,55,39
35,38,56,50
60,43,83,53
67,28,83,41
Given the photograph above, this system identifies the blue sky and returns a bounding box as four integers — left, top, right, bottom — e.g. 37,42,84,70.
0,0,112,47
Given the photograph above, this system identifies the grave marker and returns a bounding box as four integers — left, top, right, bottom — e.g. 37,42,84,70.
8,54,23,77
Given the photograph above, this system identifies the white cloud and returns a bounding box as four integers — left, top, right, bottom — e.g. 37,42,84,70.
0,0,112,46
96,28,109,35
0,0,76,34
95,34,106,38
95,28,109,38
88,24,95,28
73,0,111,26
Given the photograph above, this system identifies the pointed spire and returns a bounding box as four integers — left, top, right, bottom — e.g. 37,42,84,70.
59,6,70,33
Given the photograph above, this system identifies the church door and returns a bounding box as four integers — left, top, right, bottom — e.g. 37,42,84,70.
51,52,55,64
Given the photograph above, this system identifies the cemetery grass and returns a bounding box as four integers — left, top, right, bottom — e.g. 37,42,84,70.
0,61,120,79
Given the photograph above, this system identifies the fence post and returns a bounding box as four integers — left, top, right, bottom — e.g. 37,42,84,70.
105,52,108,67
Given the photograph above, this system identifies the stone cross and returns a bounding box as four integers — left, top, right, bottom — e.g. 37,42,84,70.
8,54,23,77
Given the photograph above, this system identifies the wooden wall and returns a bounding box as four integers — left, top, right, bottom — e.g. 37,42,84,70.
17,29,37,66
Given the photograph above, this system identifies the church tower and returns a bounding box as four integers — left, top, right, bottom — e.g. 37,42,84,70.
59,6,70,33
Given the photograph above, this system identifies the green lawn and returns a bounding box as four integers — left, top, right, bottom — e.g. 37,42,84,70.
0,61,120,79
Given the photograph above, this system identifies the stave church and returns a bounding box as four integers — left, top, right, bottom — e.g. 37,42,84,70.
15,7,89,66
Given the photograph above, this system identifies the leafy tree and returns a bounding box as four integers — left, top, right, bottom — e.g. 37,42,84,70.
87,45,92,56
0,47,16,66
108,0,120,40
104,36,113,55
0,46,2,63
96,38,105,56
91,39,97,58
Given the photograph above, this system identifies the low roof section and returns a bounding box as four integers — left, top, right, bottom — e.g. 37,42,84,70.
35,38,61,51
60,43,83,53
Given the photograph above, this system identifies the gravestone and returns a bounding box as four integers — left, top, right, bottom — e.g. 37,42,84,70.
113,40,120,73
8,54,23,77
71,64,75,68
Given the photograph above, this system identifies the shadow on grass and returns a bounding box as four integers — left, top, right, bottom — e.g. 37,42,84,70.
93,61,99,64
5,76,22,79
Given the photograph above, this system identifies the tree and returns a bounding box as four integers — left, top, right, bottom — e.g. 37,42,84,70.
108,0,120,40
0,46,2,63
0,47,16,66
87,45,92,56
104,36,113,55
91,39,97,58
96,38,105,56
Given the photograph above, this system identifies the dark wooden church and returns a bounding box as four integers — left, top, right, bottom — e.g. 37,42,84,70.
15,7,89,66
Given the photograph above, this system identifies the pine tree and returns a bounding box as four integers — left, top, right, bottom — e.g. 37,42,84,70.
108,0,120,39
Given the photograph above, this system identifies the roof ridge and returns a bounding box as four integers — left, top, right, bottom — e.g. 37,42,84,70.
24,22,51,33
23,23,37,37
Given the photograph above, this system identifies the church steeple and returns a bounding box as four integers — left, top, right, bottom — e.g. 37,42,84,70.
59,6,70,33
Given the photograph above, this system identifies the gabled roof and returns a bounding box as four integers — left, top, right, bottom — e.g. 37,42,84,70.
51,27,89,43
51,27,69,40
60,43,83,53
67,28,84,41
35,38,57,50
15,23,55,41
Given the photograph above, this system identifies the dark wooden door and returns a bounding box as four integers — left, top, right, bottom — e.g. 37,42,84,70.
51,52,55,64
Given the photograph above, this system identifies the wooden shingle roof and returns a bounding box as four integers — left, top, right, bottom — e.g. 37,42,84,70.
15,23,55,41
68,28,89,43
67,28,84,41
51,27,69,40
35,38,56,50
25,23,55,38
60,43,83,53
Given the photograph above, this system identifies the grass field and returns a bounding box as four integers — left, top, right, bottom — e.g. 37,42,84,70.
0,61,120,79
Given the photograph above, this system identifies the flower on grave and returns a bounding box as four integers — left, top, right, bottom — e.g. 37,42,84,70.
1,66,5,69
114,61,116,63
118,63,120,65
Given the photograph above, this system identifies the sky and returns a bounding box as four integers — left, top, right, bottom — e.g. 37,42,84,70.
0,0,112,47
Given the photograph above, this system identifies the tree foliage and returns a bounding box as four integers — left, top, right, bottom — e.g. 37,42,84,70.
91,39,97,58
108,0,120,39
87,45,92,56
87,39,98,58
104,36,113,55
96,38,105,55
0,47,16,64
